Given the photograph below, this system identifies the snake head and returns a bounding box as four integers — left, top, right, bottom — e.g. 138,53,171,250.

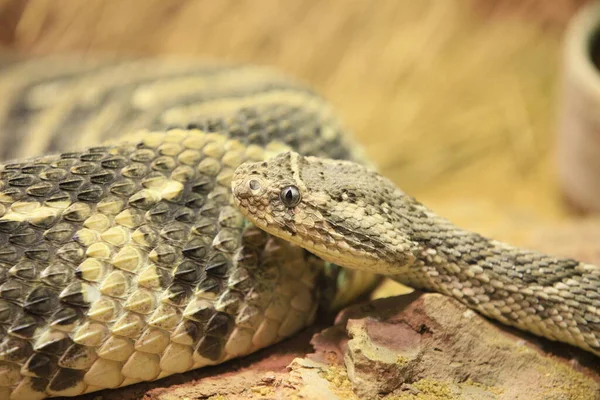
231,151,322,235
232,151,417,275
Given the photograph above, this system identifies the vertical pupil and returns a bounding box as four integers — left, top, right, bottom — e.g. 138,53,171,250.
280,185,300,207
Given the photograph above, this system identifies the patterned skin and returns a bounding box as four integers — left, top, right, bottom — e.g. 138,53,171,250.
0,59,378,399
232,151,600,357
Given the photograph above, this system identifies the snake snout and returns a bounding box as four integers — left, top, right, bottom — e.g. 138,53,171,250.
231,169,266,201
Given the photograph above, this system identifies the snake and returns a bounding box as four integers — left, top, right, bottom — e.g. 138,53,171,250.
231,151,600,358
0,57,379,399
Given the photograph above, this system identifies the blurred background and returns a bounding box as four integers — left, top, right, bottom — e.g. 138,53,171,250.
0,0,594,245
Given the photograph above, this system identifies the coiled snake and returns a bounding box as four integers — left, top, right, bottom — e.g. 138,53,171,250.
0,58,377,399
0,57,597,399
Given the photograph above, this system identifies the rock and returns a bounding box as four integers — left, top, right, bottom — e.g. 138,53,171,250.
308,292,600,400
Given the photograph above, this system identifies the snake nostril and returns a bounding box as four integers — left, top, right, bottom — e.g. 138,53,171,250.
249,180,261,191
233,184,249,199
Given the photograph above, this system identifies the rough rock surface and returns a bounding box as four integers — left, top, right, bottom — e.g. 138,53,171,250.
308,292,599,400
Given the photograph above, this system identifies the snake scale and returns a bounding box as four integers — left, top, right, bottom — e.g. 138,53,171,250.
0,55,598,399
0,57,378,399
232,152,600,358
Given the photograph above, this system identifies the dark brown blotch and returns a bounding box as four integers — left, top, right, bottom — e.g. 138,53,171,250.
35,332,73,356
196,276,221,297
59,343,97,369
29,376,50,394
165,283,191,306
8,174,37,187
9,313,42,338
151,244,180,266
0,279,25,301
0,336,33,362
110,179,138,197
58,177,85,191
43,223,75,244
195,335,223,361
49,307,81,327
24,244,51,262
90,171,116,185
59,282,88,307
182,319,203,344
146,202,172,224
0,219,23,233
191,176,215,194
160,222,189,244
24,286,58,315
48,367,85,392
77,185,104,202
174,260,202,283
9,259,39,280
21,164,46,175
101,156,128,169
70,162,98,176
189,303,215,324
79,152,106,162
24,352,58,378
182,238,208,261
205,312,233,337
56,242,85,264
205,254,230,277
26,181,55,197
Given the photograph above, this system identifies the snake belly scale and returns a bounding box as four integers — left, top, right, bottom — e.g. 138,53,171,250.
232,151,600,357
0,58,378,399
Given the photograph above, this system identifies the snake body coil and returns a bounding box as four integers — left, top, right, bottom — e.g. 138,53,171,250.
0,59,377,399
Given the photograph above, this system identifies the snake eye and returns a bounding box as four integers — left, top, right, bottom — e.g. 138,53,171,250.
280,185,301,208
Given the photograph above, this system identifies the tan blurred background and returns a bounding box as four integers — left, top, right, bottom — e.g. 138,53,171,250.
0,0,592,239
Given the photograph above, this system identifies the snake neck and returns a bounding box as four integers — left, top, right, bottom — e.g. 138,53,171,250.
393,214,600,355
